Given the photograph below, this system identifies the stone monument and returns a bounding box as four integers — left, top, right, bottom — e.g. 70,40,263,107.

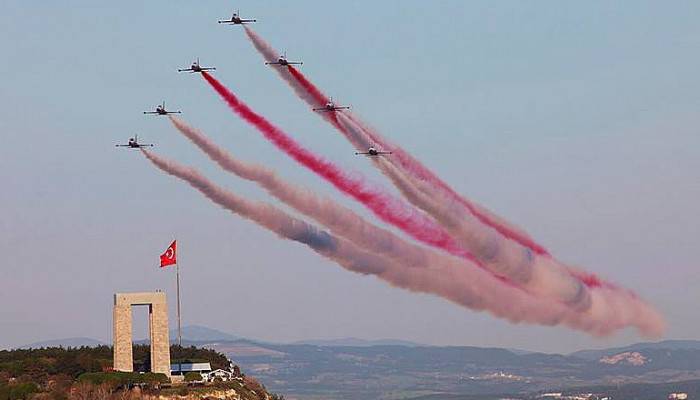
113,291,171,376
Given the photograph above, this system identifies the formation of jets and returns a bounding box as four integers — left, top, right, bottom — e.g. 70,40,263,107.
119,9,382,159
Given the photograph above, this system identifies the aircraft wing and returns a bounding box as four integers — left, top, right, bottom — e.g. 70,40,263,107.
143,111,158,114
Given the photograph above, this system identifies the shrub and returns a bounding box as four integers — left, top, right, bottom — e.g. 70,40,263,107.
77,371,168,388
0,382,39,400
183,372,201,383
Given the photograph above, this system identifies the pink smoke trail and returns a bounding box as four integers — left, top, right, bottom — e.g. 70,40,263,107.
169,115,428,268
200,71,479,264
241,26,548,255
141,149,664,337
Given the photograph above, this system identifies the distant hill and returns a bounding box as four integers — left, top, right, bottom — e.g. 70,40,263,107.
293,337,424,347
21,337,106,349
571,339,700,360
169,325,241,342
199,338,700,400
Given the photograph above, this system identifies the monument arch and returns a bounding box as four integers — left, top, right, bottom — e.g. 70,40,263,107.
113,292,171,376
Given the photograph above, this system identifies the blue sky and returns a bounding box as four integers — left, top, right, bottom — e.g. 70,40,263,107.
1,1,699,353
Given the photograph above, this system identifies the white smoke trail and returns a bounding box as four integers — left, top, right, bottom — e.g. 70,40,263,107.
335,113,581,300
160,121,664,337
335,115,664,336
168,116,429,269
140,148,576,326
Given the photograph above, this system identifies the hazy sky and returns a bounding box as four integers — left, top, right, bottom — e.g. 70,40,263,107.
1,1,699,353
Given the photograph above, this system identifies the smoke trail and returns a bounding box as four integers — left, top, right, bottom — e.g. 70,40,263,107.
141,149,664,337
242,29,618,299
169,115,427,268
169,116,524,291
345,112,550,253
331,112,579,302
347,115,621,309
231,29,665,336
243,26,342,130
198,70,650,323
200,71,481,263
241,26,547,255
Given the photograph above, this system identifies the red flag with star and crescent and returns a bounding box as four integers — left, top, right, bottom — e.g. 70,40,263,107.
160,240,177,268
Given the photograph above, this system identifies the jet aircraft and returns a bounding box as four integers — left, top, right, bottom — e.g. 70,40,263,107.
178,58,216,73
143,101,181,116
355,146,392,156
218,10,256,25
313,98,350,112
265,52,303,66
115,135,154,149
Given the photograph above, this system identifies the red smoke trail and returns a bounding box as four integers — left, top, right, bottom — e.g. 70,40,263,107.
242,26,343,131
243,26,547,254
289,65,613,293
200,71,477,262
287,66,327,107
289,61,550,255
288,66,343,128
245,30,613,293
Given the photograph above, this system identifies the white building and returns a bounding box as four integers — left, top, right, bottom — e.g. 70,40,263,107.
170,362,212,381
207,369,234,382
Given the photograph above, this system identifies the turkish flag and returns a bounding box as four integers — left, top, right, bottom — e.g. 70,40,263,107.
160,240,177,268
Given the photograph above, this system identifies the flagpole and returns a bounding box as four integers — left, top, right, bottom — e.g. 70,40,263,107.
176,244,182,348
175,239,182,378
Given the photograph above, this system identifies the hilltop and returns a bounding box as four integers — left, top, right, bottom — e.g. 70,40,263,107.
0,344,282,400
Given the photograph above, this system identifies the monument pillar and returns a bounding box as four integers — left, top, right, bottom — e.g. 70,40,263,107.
113,292,171,376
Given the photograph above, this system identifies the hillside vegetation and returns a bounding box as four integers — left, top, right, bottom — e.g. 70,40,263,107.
0,345,281,400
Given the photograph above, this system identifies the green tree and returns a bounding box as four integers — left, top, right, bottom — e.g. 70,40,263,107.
184,372,202,383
